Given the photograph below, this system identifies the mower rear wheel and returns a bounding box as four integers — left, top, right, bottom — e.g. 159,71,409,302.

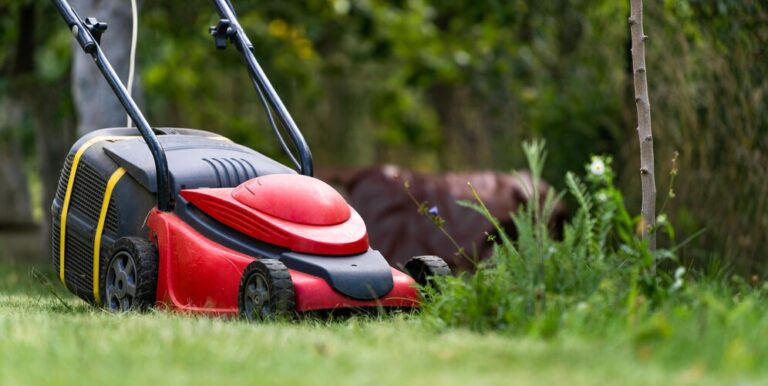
404,255,452,288
101,237,158,312
238,259,295,321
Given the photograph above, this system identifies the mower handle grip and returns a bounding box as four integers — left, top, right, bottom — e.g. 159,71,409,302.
52,0,97,54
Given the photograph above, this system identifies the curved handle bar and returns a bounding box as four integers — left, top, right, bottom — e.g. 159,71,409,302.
212,0,314,176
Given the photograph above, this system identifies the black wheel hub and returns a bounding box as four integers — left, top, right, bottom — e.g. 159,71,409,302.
242,272,270,320
105,251,138,312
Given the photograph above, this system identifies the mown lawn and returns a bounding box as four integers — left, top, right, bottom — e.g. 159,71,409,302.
0,263,762,386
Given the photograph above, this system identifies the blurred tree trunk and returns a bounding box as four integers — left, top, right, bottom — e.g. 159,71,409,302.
33,96,74,253
0,4,35,228
1,4,76,260
0,100,32,228
71,0,142,135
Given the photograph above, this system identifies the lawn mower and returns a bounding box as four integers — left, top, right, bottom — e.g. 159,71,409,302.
50,0,451,319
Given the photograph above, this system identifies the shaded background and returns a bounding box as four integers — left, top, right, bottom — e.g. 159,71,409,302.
0,0,766,273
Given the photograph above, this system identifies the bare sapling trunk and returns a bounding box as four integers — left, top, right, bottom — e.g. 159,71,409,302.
629,0,657,252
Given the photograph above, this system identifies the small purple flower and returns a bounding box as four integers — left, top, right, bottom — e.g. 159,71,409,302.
428,206,440,217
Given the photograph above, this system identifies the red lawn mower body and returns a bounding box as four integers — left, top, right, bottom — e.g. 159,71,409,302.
149,174,419,314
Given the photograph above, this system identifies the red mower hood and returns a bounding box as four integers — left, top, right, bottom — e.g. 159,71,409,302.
232,174,351,226
180,174,369,255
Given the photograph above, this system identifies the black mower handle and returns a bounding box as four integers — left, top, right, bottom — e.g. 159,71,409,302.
52,0,97,53
51,0,174,212
212,0,314,176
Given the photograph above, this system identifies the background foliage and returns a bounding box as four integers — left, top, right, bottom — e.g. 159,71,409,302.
0,0,765,272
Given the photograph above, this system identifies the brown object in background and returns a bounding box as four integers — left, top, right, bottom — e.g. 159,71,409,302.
318,166,566,271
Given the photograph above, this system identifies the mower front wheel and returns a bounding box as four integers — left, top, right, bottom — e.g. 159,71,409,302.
101,237,159,312
238,259,296,321
404,255,452,289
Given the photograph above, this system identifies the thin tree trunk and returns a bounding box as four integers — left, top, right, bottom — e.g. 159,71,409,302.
71,0,142,135
629,0,656,251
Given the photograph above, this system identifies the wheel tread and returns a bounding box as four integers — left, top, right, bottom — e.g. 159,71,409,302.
238,259,295,320
101,237,158,311
404,255,452,288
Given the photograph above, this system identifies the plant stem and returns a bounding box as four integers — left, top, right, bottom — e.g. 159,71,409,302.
402,180,475,265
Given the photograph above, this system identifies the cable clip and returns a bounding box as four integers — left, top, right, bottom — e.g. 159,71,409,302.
84,17,108,44
210,19,235,50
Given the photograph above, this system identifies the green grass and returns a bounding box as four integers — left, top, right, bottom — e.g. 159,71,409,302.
0,263,764,386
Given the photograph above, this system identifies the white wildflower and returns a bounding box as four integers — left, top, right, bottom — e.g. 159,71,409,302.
595,191,608,202
589,157,606,176
671,267,686,291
